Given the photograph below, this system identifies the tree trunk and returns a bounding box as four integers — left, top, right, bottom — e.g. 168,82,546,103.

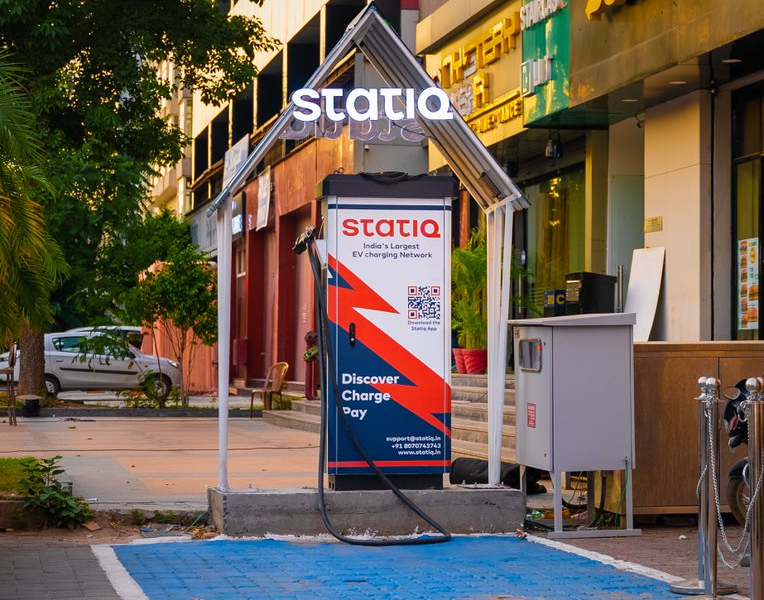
19,325,46,399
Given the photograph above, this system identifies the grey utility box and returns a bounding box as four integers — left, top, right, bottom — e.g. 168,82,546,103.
510,312,638,538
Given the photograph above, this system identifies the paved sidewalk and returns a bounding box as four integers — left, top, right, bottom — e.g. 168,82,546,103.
0,416,320,513
0,541,121,600
0,415,754,599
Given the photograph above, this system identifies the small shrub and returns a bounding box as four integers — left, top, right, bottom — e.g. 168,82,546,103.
130,509,146,526
19,456,92,530
152,510,179,524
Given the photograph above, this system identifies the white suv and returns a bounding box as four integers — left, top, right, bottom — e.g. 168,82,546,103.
0,329,181,398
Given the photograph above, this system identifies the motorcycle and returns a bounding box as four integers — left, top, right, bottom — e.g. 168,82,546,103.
723,379,750,526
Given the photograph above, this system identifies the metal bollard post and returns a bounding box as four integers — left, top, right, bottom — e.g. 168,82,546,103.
749,377,764,600
704,377,721,598
671,376,735,597
671,377,710,596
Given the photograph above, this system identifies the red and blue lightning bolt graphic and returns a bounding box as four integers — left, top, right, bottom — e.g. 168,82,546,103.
328,254,451,437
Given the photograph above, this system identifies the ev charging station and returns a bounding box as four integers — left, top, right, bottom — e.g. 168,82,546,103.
319,174,457,491
206,3,531,537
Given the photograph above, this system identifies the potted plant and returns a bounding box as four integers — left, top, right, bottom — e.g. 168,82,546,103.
451,229,488,374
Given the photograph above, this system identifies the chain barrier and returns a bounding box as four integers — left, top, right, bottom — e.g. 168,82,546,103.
706,386,752,567
694,375,764,600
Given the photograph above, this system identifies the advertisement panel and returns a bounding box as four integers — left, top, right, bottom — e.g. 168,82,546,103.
521,0,570,125
738,237,759,331
323,178,453,478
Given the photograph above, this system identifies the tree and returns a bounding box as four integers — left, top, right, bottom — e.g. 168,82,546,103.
0,1,277,388
0,54,68,394
130,246,217,406
0,0,277,326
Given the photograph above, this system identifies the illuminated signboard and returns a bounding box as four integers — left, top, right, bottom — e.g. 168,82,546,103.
521,0,570,125
424,1,525,158
281,87,452,143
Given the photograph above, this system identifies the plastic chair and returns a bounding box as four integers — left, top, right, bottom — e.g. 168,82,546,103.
1,344,17,426
251,362,289,416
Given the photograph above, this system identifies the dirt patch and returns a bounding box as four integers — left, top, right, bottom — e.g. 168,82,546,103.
0,511,218,546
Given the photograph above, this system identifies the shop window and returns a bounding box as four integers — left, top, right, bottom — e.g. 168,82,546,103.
733,159,760,339
518,167,585,316
732,83,764,339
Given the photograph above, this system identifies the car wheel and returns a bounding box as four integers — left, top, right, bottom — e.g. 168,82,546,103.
727,476,749,527
144,374,172,400
45,375,61,397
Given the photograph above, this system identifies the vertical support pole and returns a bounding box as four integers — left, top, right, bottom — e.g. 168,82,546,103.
697,377,709,581
670,377,709,595
487,209,501,485
625,459,635,531
552,470,563,534
704,377,719,597
217,201,232,491
750,378,764,600
487,205,514,487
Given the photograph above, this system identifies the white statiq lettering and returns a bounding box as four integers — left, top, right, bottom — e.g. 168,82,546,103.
323,88,345,122
416,88,453,120
379,88,404,120
289,87,453,123
346,88,379,121
292,89,321,122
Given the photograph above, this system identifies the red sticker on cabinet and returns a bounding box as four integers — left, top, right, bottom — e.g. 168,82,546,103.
527,403,537,429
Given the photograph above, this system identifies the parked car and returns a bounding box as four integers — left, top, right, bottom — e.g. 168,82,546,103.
0,330,180,398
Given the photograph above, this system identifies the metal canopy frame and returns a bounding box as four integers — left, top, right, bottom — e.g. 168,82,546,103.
211,2,529,490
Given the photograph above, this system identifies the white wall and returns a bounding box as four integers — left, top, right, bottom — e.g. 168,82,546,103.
644,91,712,340
607,117,644,295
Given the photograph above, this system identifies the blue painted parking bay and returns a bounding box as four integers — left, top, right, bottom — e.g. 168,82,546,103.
112,535,678,600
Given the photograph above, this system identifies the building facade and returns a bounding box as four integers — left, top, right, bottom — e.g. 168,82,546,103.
418,0,764,341
188,0,425,389
171,0,764,395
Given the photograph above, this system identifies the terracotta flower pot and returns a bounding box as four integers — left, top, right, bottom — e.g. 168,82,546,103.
462,349,488,374
453,348,467,374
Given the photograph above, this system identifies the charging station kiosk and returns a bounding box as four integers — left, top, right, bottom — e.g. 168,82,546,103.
319,174,457,491
510,312,640,538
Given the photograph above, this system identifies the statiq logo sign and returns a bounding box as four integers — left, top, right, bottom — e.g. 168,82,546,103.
292,87,453,122
281,87,453,143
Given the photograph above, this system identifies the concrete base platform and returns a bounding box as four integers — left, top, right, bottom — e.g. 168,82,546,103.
209,486,525,537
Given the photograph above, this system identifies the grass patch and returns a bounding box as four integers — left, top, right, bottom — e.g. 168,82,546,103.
0,457,33,494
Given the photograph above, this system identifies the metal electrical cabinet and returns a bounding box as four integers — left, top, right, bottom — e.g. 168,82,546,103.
510,312,639,538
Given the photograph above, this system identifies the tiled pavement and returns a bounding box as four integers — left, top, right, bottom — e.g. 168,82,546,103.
0,544,121,600
103,534,727,600
0,416,754,599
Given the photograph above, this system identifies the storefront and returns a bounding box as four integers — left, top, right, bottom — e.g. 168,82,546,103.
417,0,590,318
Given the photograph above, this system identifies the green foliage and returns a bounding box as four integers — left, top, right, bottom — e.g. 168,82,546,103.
0,0,278,328
152,510,179,525
0,53,68,345
130,509,146,526
128,246,217,405
0,457,32,493
451,229,488,350
18,456,92,530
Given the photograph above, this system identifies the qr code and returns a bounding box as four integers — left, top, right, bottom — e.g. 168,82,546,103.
407,285,441,320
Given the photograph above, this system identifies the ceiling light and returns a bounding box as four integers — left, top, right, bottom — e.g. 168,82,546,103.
669,80,687,85
722,58,742,64
621,98,638,103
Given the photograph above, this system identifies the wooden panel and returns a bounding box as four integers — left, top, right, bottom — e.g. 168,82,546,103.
630,343,764,514
633,355,716,509
275,143,317,217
